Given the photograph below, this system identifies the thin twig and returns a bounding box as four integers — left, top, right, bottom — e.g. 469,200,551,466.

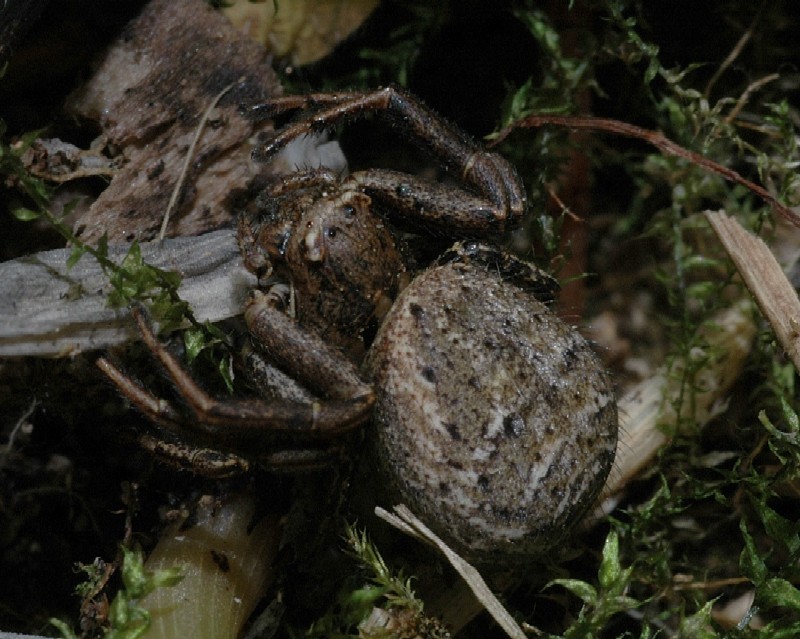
704,0,765,98
672,575,750,592
492,115,800,228
725,73,779,124
0,397,37,468
158,81,236,242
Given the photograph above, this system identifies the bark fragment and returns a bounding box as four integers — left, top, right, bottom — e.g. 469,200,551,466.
66,0,284,243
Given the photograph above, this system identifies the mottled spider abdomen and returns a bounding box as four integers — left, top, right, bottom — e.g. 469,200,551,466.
364,260,618,565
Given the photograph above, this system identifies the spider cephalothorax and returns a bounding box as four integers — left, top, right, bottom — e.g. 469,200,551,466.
239,169,407,358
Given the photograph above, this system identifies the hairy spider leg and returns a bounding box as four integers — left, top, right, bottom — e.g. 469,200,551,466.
249,86,526,233
99,306,374,439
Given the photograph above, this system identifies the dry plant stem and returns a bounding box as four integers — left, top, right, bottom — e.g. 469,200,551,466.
706,210,800,372
375,505,527,639
703,0,765,98
140,493,281,639
595,295,756,509
158,82,237,242
540,0,593,316
672,576,750,592
725,73,779,125
492,116,800,228
0,398,37,468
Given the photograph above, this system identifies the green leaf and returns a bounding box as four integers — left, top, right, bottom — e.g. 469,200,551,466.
684,280,718,301
549,578,598,605
760,578,800,611
779,396,800,433
756,500,800,555
97,233,109,260
183,327,207,362
644,55,661,85
758,408,800,467
344,583,388,609
120,546,182,599
66,244,88,270
49,617,80,639
11,206,40,221
106,601,150,639
599,529,622,591
676,600,717,639
752,621,800,638
150,565,184,590
108,589,131,627
682,254,724,271
217,353,234,393
739,519,767,585
120,547,150,598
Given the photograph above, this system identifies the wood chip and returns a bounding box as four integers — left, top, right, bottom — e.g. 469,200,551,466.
0,230,254,357
706,210,800,372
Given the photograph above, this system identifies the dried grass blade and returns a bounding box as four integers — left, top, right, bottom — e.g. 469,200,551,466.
706,210,800,372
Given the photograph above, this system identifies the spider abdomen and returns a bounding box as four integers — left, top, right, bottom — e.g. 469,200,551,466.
365,261,618,565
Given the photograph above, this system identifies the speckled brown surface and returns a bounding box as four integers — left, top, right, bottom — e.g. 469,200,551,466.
66,0,283,243
366,261,618,565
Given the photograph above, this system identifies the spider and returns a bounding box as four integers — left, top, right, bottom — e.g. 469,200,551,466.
97,87,617,561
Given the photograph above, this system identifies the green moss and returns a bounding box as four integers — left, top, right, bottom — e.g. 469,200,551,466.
51,548,183,639
306,525,449,639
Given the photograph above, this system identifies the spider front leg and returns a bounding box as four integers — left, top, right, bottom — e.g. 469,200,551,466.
98,298,374,469
96,356,257,477
247,86,526,234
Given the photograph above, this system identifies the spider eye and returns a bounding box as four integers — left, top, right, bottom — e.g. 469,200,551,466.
324,226,338,238
277,230,291,256
342,205,355,217
395,183,412,198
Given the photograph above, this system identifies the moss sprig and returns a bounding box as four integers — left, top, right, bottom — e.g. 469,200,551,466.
51,547,183,639
306,525,449,639
545,529,641,638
